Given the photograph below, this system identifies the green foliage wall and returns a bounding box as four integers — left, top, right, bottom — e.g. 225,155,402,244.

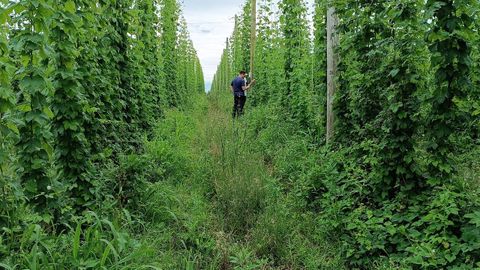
279,0,312,127
334,0,431,195
51,0,93,212
0,2,19,230
0,1,15,166
0,0,206,267
11,1,55,214
327,0,480,267
425,0,478,183
312,0,327,135
248,0,286,107
176,16,205,105
1,0,204,218
161,0,180,107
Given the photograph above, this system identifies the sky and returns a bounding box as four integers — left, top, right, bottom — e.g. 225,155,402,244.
181,0,314,91
181,0,240,91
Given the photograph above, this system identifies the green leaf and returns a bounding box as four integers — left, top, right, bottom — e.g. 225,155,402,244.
17,104,32,112
6,122,19,135
465,211,480,227
64,1,76,14
73,223,81,260
100,244,111,266
0,149,7,164
0,263,14,270
43,107,54,119
389,68,400,77
408,255,424,265
42,141,53,160
0,9,8,25
24,180,37,193
19,76,47,93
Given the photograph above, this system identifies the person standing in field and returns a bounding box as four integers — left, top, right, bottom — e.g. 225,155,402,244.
231,70,255,118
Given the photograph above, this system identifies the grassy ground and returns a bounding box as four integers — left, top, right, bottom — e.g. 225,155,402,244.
130,92,346,269
4,91,476,269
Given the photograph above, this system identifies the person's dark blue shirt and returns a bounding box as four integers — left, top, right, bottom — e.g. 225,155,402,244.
231,76,246,97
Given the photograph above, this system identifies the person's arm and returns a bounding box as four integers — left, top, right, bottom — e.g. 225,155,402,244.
242,79,256,91
230,81,234,93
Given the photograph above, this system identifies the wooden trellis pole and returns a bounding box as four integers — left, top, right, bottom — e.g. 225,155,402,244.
249,0,257,81
326,5,339,144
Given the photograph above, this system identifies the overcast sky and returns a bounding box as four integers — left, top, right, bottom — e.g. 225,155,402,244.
181,0,314,91
181,0,240,91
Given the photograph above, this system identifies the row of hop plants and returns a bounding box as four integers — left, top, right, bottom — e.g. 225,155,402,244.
0,0,204,266
211,0,480,268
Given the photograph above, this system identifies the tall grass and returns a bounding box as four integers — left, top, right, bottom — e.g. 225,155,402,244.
0,211,157,269
205,103,268,234
203,91,349,269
